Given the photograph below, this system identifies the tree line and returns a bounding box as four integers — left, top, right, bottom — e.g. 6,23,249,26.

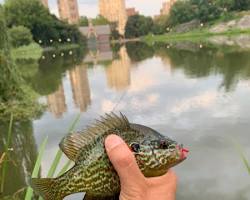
125,0,250,38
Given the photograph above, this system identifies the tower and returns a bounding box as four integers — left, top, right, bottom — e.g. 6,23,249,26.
99,0,127,35
58,0,80,24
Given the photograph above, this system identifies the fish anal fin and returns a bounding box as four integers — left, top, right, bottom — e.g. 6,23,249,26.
30,178,56,200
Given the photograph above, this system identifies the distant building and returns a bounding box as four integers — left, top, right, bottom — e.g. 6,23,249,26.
79,24,111,43
58,0,80,24
40,0,48,8
126,8,139,17
160,0,177,15
99,0,127,35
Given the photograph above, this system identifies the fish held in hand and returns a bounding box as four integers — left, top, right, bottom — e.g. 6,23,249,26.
30,113,188,200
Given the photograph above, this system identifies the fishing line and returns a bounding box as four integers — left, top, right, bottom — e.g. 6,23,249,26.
111,89,128,112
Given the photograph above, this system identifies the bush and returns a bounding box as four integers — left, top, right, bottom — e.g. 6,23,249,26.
8,26,33,47
231,0,250,11
125,15,154,38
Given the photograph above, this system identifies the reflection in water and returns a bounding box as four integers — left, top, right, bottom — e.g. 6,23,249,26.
4,38,250,199
84,43,113,65
47,83,67,118
69,65,91,112
106,46,131,91
0,121,37,199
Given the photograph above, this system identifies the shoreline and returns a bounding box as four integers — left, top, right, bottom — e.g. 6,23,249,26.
142,29,250,43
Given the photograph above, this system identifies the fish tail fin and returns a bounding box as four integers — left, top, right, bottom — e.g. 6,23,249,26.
30,178,58,200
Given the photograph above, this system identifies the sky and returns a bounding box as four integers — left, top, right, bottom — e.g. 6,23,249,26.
0,0,168,17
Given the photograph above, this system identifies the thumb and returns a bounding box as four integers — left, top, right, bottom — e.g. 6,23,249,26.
105,134,144,184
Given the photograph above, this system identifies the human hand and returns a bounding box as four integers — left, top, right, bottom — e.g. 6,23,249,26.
105,135,177,200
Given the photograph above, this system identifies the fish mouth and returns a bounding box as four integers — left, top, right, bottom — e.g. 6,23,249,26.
178,145,189,160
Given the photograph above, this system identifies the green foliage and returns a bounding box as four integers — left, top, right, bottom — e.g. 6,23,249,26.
168,1,196,26
110,22,121,40
126,42,155,62
0,5,44,121
11,42,43,60
8,25,33,47
153,15,169,34
92,15,109,25
231,0,250,11
79,16,89,26
167,0,250,28
125,15,154,38
4,0,86,46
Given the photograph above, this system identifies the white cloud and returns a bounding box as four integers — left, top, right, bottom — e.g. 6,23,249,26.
171,91,218,115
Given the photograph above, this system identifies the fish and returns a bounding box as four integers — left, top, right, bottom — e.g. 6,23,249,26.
30,113,188,200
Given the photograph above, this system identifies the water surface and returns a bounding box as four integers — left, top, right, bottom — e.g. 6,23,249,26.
1,41,250,199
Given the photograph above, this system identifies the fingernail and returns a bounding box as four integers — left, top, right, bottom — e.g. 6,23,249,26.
105,135,124,152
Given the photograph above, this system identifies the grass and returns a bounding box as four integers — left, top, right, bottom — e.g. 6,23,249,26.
24,113,81,200
143,28,250,43
11,43,43,60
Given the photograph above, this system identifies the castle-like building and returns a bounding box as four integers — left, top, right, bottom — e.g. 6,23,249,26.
58,0,80,24
99,0,128,35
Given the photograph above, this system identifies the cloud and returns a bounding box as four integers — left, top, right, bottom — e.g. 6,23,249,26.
171,91,218,115
126,0,166,16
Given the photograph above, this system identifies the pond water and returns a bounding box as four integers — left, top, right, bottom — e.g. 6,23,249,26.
1,41,250,199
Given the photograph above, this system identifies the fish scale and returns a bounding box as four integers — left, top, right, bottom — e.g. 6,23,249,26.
30,113,188,200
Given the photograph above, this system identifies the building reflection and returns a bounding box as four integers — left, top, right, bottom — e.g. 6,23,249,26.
69,65,91,112
160,55,173,74
105,46,131,91
84,43,113,64
47,83,67,118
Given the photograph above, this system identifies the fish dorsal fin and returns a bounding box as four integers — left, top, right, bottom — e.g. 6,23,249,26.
59,112,131,161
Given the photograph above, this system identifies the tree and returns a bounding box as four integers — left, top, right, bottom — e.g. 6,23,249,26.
125,15,154,38
4,0,86,46
92,15,109,25
152,15,169,34
8,26,33,47
79,16,89,26
168,1,196,26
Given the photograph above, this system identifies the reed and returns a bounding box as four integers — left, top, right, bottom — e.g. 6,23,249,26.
25,113,81,200
231,139,250,176
0,114,14,194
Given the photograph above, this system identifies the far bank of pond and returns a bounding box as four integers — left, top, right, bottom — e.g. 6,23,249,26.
143,29,250,43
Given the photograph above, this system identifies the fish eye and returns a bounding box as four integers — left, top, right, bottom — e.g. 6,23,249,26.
130,143,140,153
160,140,169,149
